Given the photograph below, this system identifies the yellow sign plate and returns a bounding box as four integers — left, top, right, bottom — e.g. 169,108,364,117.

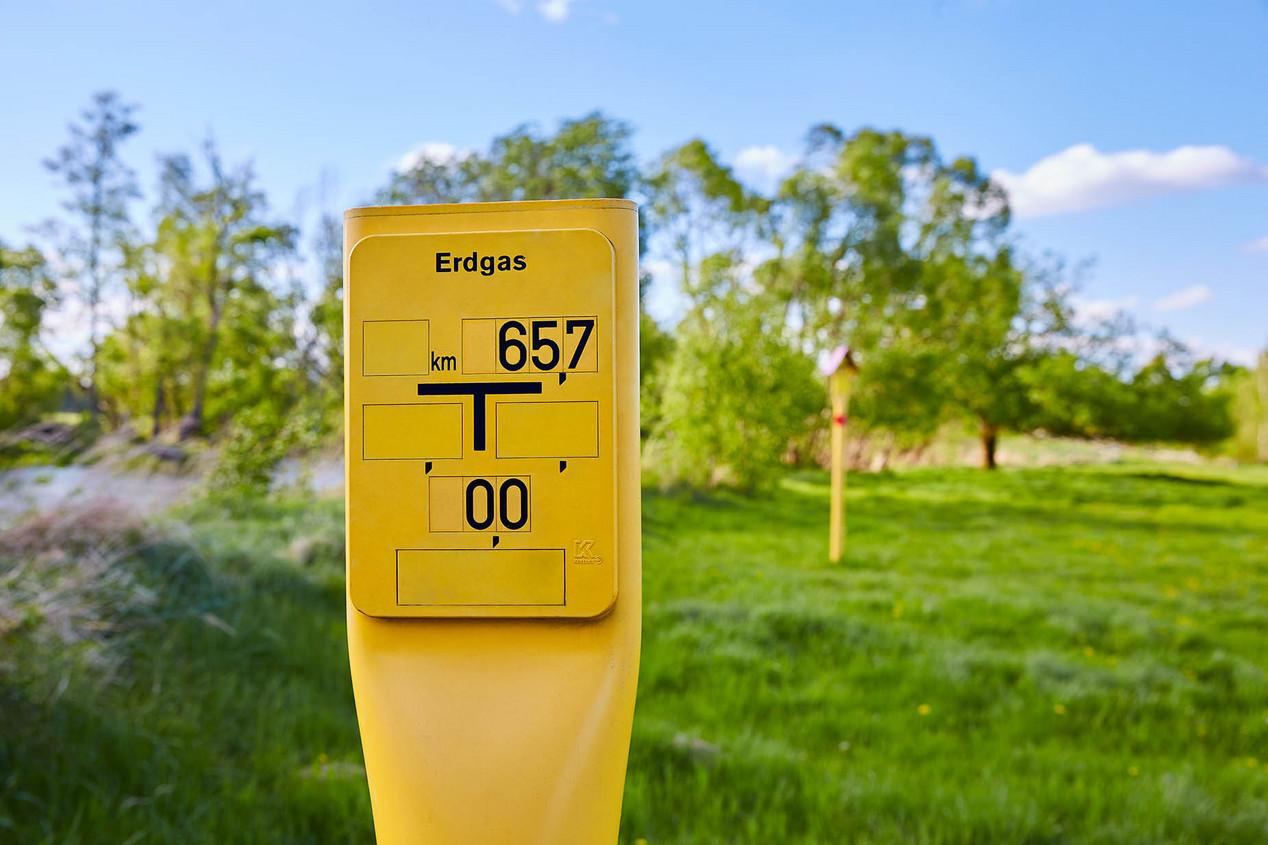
347,228,618,618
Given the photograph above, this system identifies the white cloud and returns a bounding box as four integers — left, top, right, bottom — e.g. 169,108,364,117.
538,0,581,21
1241,235,1268,254
992,144,1268,219
1186,340,1258,368
1072,294,1138,323
496,0,589,22
733,145,798,191
1152,284,1213,312
396,142,472,173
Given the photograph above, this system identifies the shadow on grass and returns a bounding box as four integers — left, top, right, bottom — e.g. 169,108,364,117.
649,482,1263,544
850,492,1265,539
1119,471,1245,488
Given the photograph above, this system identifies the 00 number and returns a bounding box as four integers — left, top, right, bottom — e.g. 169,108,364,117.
465,477,529,531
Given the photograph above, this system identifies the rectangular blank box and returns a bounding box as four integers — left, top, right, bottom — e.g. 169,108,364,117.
462,319,496,374
397,549,565,606
429,476,464,532
495,401,599,458
363,320,430,376
363,403,462,460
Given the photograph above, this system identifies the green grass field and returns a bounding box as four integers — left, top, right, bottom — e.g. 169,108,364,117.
3,462,1268,843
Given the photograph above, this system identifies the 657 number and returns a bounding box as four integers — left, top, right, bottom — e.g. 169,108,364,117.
498,318,594,372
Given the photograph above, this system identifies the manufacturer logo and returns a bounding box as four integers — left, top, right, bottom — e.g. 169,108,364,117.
573,539,603,565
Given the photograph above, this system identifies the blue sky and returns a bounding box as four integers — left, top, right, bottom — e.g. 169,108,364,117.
2,0,1265,362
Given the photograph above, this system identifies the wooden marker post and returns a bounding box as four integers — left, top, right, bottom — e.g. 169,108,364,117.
823,347,858,564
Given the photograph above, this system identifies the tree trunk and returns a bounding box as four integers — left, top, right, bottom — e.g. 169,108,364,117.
980,422,998,470
152,380,165,439
181,293,224,440
86,181,104,425
86,342,100,424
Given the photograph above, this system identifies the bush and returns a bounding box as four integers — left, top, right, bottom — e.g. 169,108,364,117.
650,258,823,492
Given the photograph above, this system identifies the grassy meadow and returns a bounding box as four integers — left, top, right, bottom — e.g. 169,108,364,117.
2,462,1268,843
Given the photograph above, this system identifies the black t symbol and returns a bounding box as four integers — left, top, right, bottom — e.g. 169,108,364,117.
416,381,544,451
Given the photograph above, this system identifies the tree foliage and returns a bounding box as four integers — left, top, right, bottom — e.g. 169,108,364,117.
0,243,65,430
86,138,306,490
43,91,140,419
380,112,638,205
650,254,822,491
146,142,297,438
644,139,766,291
1,102,1252,491
1225,352,1268,463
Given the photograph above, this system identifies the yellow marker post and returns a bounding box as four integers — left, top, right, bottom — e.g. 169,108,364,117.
823,347,858,564
344,200,640,843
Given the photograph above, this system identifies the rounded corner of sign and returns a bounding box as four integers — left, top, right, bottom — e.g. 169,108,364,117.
347,579,385,618
574,227,618,259
573,587,619,620
344,232,385,266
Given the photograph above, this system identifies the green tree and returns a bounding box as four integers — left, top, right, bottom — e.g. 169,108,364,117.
638,305,674,440
307,211,345,428
1018,336,1237,453
149,142,297,438
651,254,822,491
97,238,172,430
845,346,952,454
1021,352,1132,441
1226,351,1268,462
0,243,65,430
641,139,769,445
758,128,1011,459
380,112,637,205
933,253,1081,469
480,112,638,201
43,91,140,421
1116,343,1237,447
644,139,766,292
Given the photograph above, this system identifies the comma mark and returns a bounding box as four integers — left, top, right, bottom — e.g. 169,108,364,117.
492,536,500,548
560,460,567,473
559,373,567,385
425,461,433,474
